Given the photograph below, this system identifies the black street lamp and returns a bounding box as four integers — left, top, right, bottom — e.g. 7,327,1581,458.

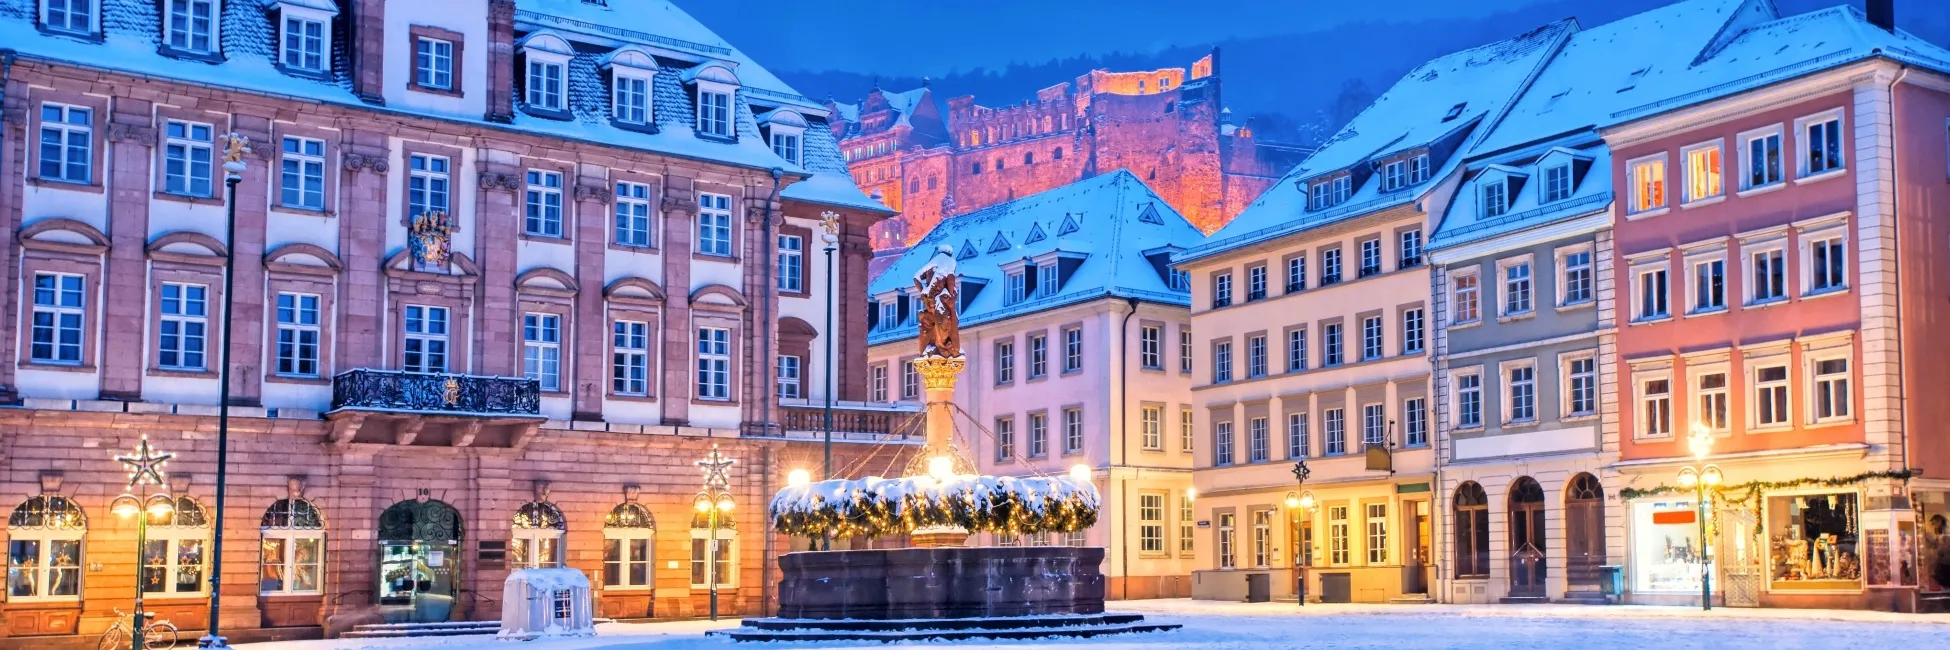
695,445,737,621
113,436,176,650
1679,425,1724,611
1288,460,1311,606
200,133,250,649
819,212,839,552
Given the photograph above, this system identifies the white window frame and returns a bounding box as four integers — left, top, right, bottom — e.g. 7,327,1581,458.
1502,359,1537,425
1631,257,1671,323
601,526,655,590
1062,327,1083,373
1029,333,1048,379
42,0,98,35
1454,368,1483,430
1742,235,1788,306
142,517,210,596
1795,108,1846,180
995,339,1014,384
1218,513,1236,569
1180,329,1193,374
1360,402,1385,448
1141,405,1163,451
523,313,562,392
1139,493,1166,554
1321,247,1343,285
1635,367,1674,439
612,320,650,396
1799,222,1849,297
1561,351,1597,420
1806,346,1852,425
1247,333,1267,378
1327,505,1350,566
275,292,321,378
1737,124,1785,193
1180,407,1195,454
1690,360,1731,433
1251,509,1273,568
776,354,801,399
1408,153,1431,184
1748,350,1792,431
1213,339,1232,383
770,131,802,166
901,360,919,401
1360,315,1382,361
1626,153,1668,217
777,234,804,292
697,193,734,257
1248,416,1269,463
259,524,325,595
1399,230,1423,269
524,169,565,237
1403,397,1428,446
1246,265,1266,300
1685,247,1727,315
869,365,887,402
6,520,85,602
1359,238,1382,277
1063,407,1084,454
1029,412,1049,458
688,528,737,589
408,154,450,219
614,181,653,248
1497,255,1534,317
1480,180,1508,218
279,11,329,73
1323,408,1346,455
164,119,215,197
401,305,449,374
695,81,736,138
995,416,1015,460
1288,412,1310,458
612,71,653,124
1286,256,1306,292
416,36,455,91
1448,268,1481,326
279,136,326,211
1213,271,1233,307
1365,502,1388,565
1287,327,1308,372
695,326,731,401
1680,139,1724,205
525,55,568,111
1401,308,1424,355
1322,323,1342,367
1381,159,1407,191
157,282,209,372
1556,243,1594,307
1214,420,1234,465
1541,163,1572,203
1139,325,1161,370
37,103,92,184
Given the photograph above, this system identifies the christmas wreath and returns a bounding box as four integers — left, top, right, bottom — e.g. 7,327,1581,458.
770,474,1101,538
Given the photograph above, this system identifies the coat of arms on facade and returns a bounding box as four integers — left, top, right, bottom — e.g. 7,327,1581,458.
409,210,456,272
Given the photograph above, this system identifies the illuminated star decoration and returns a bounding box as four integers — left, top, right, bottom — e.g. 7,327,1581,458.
116,435,174,490
696,444,736,492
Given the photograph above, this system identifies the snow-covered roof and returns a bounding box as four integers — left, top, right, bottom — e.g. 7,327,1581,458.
0,0,880,214
867,171,1197,345
1429,135,1612,253
1180,19,1575,264
834,87,935,139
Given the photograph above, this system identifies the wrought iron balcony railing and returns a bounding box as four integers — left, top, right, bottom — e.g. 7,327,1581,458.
330,369,542,417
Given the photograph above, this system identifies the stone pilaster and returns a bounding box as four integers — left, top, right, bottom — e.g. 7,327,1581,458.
571,173,611,420
659,177,698,425
98,99,156,400
1852,75,1904,474
475,163,522,376
337,128,390,371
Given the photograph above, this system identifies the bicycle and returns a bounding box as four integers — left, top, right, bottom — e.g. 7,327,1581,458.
96,608,179,650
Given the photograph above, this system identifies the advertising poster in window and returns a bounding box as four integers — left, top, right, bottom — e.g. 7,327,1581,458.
1631,500,1704,593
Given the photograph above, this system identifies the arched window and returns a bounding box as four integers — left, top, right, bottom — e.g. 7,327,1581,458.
146,497,210,595
1053,147,1064,161
690,511,736,589
7,496,85,600
259,499,325,594
512,501,566,569
1453,482,1489,578
603,503,655,589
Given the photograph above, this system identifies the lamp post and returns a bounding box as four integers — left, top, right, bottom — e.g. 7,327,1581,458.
1677,424,1724,611
819,212,840,552
1288,460,1312,606
199,133,250,650
113,436,177,650
695,445,737,621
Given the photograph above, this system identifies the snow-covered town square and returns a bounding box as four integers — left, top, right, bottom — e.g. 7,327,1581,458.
7,0,1950,649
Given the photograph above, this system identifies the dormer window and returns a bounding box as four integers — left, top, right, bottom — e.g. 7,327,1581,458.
1308,176,1351,210
165,0,218,55
1037,264,1059,298
685,64,741,139
42,0,96,35
270,1,338,74
1481,181,1509,218
518,31,574,116
1381,160,1407,191
758,109,807,167
1006,270,1027,305
878,300,898,331
1542,163,1572,203
600,46,658,127
1408,154,1430,184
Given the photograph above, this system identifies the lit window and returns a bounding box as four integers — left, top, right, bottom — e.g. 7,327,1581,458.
1141,406,1162,450
1696,370,1728,431
140,498,211,595
1812,357,1851,422
279,136,326,210
258,499,324,595
1138,494,1164,553
1327,506,1349,565
611,320,649,396
1451,270,1480,324
1629,156,1666,214
601,503,654,590
524,170,564,237
416,37,455,90
1640,376,1672,437
37,103,92,184
1365,503,1388,565
1684,143,1722,202
157,283,209,372
695,327,731,400
1754,364,1789,427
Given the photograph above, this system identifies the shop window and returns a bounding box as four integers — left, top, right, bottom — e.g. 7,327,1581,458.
7,496,85,600
144,497,210,595
603,503,655,589
1767,493,1860,590
259,498,324,594
511,501,566,569
1631,499,1705,594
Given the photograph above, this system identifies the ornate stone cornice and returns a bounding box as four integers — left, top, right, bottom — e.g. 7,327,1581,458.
661,196,700,215
342,152,391,174
106,123,157,144
574,184,613,202
478,172,522,192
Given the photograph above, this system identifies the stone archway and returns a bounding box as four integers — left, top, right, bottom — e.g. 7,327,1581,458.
376,499,464,623
1564,474,1606,595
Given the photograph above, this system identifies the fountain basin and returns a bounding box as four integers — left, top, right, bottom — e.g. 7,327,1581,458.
776,546,1106,619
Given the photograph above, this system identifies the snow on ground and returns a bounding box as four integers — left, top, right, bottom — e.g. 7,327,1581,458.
236,599,1950,650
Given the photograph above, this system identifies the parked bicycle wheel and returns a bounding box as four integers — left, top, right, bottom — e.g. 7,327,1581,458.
94,624,129,650
143,622,180,650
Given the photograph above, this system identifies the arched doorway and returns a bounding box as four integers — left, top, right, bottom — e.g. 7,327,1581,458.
1564,474,1606,594
377,499,463,623
1508,477,1546,598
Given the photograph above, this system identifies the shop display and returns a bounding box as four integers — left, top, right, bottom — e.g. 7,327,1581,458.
1631,500,1704,593
1767,492,1860,589
1921,491,1950,594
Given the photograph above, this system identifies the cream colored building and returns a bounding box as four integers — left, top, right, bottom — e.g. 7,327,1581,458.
864,172,1201,598
1172,22,1575,603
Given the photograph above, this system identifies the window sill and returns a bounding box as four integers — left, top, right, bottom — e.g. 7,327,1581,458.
696,132,738,144
1737,182,1787,198
19,362,96,373
1680,195,1727,210
408,83,465,99
272,205,334,218
1794,169,1846,186
158,45,224,64
1496,311,1536,324
27,176,105,194
1562,413,1599,423
1624,207,1670,221
1139,366,1166,374
519,232,571,245
608,242,660,254
1686,306,1729,318
153,190,223,206
1743,297,1790,310
692,253,741,264
1452,425,1485,434
519,105,574,121
265,374,330,386
606,394,659,404
1555,300,1595,313
3,596,81,605
275,64,332,81
1449,319,1482,330
149,368,218,379
596,585,652,593
1804,418,1855,430
1801,286,1850,301
1629,315,1673,326
1502,419,1541,429
1749,424,1794,434
611,119,660,135
690,398,738,406
260,591,325,598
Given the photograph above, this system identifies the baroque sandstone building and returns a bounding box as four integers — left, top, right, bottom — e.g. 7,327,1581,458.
827,52,1309,272
0,0,917,645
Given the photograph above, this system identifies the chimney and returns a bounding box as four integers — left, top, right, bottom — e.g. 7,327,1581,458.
348,0,388,104
485,0,518,123
1867,0,1895,33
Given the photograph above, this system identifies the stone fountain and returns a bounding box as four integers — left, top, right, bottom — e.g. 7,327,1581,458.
711,246,1178,642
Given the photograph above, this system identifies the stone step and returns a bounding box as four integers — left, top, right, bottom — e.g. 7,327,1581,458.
1498,596,1550,605
737,613,1147,632
711,620,1180,643
344,621,499,638
1388,595,1437,604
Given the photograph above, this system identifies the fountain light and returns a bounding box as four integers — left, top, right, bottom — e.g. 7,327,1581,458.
928,455,956,481
788,468,811,488
1069,464,1092,484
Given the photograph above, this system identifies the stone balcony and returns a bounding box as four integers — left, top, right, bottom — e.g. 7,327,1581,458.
765,399,923,442
325,369,545,447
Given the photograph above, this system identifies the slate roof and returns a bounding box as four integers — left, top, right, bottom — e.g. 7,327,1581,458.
833,86,933,139
867,171,1198,345
1178,19,1575,264
0,0,883,213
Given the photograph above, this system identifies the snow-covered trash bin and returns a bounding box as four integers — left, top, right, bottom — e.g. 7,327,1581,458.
497,568,594,641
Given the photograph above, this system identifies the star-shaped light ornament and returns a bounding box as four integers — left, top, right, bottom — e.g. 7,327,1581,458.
116,435,175,490
696,444,736,492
